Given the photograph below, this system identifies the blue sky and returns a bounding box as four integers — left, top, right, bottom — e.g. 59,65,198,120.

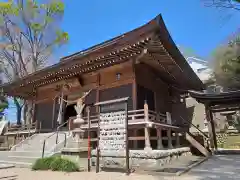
61,0,240,59
4,0,240,122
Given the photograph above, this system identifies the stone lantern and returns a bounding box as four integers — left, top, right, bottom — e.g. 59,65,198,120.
72,90,91,143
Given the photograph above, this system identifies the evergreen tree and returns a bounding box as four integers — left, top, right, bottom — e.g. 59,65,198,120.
212,36,240,90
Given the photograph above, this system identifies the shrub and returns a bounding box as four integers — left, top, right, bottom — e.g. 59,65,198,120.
50,157,79,172
32,157,55,170
32,156,79,172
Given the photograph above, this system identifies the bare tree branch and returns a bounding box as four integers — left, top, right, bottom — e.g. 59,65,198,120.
203,0,240,11
0,0,68,125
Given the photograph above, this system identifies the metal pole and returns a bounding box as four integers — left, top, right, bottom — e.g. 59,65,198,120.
96,105,100,173
42,140,46,158
87,106,91,172
125,100,130,175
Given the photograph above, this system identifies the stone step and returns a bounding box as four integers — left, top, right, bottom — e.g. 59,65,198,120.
0,155,36,167
12,132,68,152
0,132,71,167
0,160,32,168
0,163,15,170
0,151,45,157
61,147,88,153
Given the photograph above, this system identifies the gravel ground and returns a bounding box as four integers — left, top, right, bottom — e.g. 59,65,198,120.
0,155,239,180
0,168,195,180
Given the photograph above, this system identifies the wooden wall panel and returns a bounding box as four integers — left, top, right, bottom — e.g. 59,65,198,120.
99,62,134,86
35,62,134,102
135,63,171,113
99,84,133,110
137,85,155,110
35,99,59,130
170,89,188,126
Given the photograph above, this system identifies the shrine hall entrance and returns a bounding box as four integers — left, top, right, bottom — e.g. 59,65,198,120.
64,103,77,126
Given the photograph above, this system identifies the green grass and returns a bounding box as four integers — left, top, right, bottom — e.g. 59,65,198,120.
32,157,55,170
218,134,240,149
50,157,79,172
32,156,79,172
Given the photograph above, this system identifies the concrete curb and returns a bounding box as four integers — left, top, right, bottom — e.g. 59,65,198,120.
176,156,211,176
215,149,240,155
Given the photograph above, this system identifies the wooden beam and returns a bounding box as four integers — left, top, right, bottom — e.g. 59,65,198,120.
186,132,211,157
132,60,137,110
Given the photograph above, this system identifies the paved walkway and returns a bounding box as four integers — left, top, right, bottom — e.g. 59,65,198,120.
0,155,239,180
181,155,240,180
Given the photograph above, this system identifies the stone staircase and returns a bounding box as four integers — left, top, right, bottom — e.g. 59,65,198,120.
0,132,71,167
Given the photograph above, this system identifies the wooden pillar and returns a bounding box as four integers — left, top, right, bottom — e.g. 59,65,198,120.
144,128,151,150
132,80,137,110
62,95,67,125
96,73,100,113
167,129,173,149
32,90,37,124
132,60,137,110
31,101,36,124
166,112,172,124
144,100,151,150
157,128,163,149
210,110,217,150
133,129,138,149
51,98,57,130
205,105,218,150
176,131,180,147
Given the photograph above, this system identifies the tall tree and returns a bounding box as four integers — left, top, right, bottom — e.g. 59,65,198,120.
0,65,8,118
211,36,240,90
0,0,68,125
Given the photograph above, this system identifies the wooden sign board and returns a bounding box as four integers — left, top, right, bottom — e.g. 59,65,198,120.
95,97,130,174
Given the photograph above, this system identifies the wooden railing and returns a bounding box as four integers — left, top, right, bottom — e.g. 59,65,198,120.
42,131,67,158
67,108,168,130
6,120,42,135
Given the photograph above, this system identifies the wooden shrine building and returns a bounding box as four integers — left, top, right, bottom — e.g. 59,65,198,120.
1,15,204,150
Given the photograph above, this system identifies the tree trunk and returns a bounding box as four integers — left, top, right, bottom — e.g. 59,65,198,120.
23,100,33,125
14,97,22,125
16,106,22,125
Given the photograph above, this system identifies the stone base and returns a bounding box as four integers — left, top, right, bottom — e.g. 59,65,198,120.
91,147,190,170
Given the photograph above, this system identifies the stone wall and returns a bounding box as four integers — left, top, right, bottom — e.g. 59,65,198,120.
91,147,190,170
